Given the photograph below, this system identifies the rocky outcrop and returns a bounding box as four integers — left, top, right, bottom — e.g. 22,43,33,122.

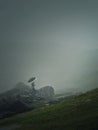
0,83,55,119
0,83,32,98
36,86,54,99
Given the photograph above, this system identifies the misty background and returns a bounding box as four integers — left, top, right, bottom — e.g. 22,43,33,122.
0,0,97,93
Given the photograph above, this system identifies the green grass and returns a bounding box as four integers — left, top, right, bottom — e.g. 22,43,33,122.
0,88,98,130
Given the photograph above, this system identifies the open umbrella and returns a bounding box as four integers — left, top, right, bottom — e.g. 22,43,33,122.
28,77,36,83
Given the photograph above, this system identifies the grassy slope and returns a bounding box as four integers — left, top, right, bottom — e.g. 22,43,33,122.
0,88,98,130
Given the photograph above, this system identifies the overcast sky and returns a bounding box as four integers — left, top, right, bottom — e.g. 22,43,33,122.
0,0,98,93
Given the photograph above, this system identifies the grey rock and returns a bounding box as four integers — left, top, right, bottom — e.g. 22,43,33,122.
0,83,55,119
36,86,54,99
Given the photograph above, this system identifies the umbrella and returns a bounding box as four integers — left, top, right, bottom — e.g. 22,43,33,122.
28,77,36,83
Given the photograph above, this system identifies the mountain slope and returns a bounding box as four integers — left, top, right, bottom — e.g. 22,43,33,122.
0,88,98,130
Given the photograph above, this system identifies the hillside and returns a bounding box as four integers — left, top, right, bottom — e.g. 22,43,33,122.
0,88,98,130
0,83,54,119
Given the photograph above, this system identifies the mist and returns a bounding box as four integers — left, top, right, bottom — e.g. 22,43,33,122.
0,0,98,93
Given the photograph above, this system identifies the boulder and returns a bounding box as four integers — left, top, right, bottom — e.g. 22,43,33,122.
36,86,54,99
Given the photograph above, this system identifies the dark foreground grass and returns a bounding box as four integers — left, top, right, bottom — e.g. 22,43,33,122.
0,88,98,130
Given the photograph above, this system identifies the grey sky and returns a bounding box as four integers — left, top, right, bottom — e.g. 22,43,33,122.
0,0,98,93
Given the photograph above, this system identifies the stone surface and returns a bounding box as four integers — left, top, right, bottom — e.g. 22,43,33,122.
0,83,55,119
36,86,54,99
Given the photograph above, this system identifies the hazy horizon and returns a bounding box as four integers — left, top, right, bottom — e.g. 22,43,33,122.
0,0,98,93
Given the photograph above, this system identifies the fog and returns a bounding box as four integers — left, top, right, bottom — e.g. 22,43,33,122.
0,0,98,93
